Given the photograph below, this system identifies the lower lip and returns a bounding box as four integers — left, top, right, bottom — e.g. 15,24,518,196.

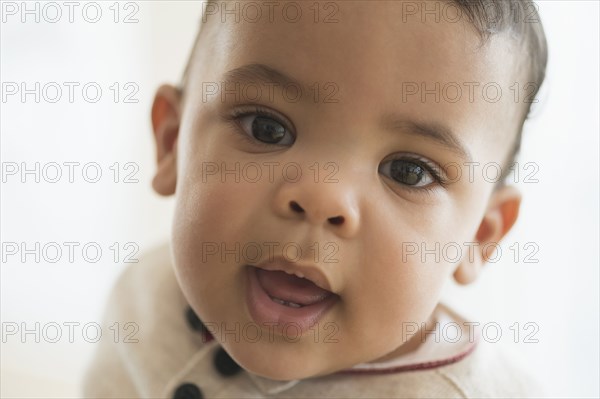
245,265,339,335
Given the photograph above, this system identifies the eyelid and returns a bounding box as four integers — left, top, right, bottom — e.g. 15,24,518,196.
225,104,296,134
221,104,296,148
383,154,449,187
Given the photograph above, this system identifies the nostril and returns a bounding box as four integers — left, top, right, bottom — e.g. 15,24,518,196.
328,216,345,225
290,201,304,213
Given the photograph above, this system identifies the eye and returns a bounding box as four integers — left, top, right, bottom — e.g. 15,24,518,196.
236,112,295,146
379,157,439,188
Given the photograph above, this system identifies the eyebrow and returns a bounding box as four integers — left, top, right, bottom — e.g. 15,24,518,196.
222,63,304,91
380,115,472,162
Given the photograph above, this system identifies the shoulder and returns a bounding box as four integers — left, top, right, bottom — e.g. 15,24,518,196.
429,304,545,398
434,335,546,398
111,241,177,300
99,242,190,333
81,242,207,397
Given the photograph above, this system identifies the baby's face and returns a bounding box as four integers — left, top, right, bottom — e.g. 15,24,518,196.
167,2,525,380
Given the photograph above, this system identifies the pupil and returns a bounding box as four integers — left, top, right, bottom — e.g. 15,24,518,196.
252,116,285,143
391,161,424,185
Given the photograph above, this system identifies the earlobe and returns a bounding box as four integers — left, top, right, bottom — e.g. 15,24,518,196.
453,258,481,285
453,185,522,285
151,84,182,196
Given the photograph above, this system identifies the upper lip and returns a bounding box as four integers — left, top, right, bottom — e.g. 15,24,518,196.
250,256,336,294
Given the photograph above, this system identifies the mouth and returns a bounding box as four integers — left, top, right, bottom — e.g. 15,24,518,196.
245,265,340,334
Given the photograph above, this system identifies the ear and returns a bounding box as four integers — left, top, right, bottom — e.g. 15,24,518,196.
453,185,522,285
151,84,182,196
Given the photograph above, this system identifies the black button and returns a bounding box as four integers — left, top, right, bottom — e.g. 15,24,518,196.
185,306,208,333
213,347,242,377
173,383,203,399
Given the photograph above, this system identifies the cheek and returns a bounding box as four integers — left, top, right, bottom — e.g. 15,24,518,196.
170,181,266,333
172,178,255,270
171,146,283,285
351,248,453,326
343,203,458,344
337,253,452,363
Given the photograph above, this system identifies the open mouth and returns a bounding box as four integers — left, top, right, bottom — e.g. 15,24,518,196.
255,267,334,308
245,265,339,333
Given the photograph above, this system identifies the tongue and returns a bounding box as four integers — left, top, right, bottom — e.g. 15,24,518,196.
255,268,332,306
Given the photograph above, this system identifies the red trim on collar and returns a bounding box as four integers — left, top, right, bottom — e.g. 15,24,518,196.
202,330,214,343
337,340,478,375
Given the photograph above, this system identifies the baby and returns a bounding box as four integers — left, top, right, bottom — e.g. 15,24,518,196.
83,0,548,397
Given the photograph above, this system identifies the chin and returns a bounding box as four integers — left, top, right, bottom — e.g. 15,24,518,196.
224,342,329,381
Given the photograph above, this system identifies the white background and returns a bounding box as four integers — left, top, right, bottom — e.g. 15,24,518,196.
1,1,598,397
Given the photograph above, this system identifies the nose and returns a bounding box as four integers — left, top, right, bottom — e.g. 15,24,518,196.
272,165,360,238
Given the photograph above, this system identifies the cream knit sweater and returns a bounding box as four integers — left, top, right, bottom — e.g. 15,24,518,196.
82,243,544,398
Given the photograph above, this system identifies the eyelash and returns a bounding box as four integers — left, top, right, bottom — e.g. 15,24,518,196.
224,105,294,148
385,155,449,193
223,105,448,192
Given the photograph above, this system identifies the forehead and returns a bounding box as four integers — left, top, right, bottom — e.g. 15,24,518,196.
194,1,524,157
